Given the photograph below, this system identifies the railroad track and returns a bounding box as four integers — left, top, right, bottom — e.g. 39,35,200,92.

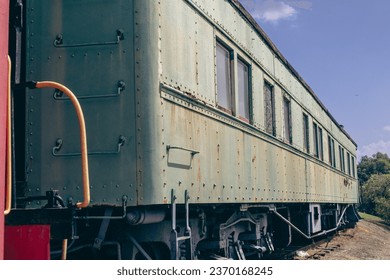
269,230,348,260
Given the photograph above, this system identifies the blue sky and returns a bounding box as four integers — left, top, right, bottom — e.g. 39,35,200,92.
239,0,390,161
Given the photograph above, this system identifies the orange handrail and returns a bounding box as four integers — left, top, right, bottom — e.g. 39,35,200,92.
4,55,12,215
35,81,90,208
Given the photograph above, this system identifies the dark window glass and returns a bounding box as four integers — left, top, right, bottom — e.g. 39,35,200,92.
264,81,275,136
339,146,345,172
216,43,233,112
313,123,323,160
283,97,292,144
313,123,319,158
347,152,351,175
318,127,323,160
303,114,310,153
328,136,336,168
237,59,250,121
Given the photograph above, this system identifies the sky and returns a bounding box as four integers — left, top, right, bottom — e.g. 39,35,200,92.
239,0,390,161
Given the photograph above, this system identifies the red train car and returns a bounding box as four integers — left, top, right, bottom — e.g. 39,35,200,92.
1,0,50,260
0,0,10,261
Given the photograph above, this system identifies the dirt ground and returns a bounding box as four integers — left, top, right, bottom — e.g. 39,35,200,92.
294,219,390,260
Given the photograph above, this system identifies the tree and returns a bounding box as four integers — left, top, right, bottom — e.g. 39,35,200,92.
357,152,390,223
358,152,390,185
360,174,390,223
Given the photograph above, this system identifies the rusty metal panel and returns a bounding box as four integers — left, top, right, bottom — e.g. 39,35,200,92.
153,91,310,204
261,44,275,75
160,0,198,94
251,37,265,67
195,14,216,105
276,61,289,92
133,0,164,205
159,0,224,105
305,159,357,203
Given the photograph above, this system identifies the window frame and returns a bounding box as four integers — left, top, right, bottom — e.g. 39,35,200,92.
339,145,345,173
328,135,336,168
264,80,276,136
283,95,292,144
313,122,323,160
237,56,252,123
303,113,310,153
347,152,351,176
216,41,234,114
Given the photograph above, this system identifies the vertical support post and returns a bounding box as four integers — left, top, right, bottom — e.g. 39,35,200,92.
169,189,193,260
169,189,179,260
183,190,193,260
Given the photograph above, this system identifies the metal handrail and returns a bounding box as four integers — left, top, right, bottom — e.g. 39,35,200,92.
35,81,90,208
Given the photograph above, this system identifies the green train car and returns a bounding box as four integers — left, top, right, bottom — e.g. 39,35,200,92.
6,0,358,259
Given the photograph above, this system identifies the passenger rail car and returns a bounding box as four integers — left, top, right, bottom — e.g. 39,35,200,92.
3,0,358,260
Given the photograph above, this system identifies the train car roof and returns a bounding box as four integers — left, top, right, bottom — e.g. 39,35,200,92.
230,0,357,147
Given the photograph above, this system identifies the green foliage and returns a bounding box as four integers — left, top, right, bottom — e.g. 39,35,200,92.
360,174,390,223
358,152,390,223
358,212,383,222
358,152,390,185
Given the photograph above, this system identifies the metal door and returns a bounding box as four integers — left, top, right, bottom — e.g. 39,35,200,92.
24,0,136,207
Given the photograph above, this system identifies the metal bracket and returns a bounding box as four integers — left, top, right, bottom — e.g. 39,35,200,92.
53,80,126,100
52,136,126,157
166,145,199,156
53,29,125,48
73,196,128,220
93,208,113,250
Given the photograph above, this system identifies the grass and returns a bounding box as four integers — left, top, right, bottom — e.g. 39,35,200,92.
358,212,384,222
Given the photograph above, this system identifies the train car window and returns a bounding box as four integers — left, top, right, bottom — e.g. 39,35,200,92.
351,156,356,177
313,123,318,157
303,113,310,153
339,146,345,172
216,42,234,113
283,97,292,144
313,123,323,160
347,152,351,176
328,136,336,168
318,127,324,160
237,58,251,122
264,81,275,136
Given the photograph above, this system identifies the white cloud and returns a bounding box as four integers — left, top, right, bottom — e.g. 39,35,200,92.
241,0,299,23
383,125,390,132
357,140,390,161
288,1,312,10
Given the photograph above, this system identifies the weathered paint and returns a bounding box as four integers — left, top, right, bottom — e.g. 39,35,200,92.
4,225,50,260
0,0,10,260
138,0,358,204
20,0,358,208
157,88,356,204
24,0,137,206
